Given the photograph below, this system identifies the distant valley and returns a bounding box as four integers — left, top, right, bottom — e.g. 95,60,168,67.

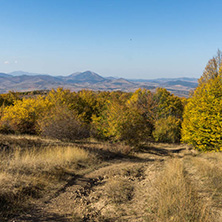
0,70,198,97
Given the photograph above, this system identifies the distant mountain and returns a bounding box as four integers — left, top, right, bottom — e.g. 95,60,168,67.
110,78,133,85
129,77,198,83
0,70,198,97
9,71,50,76
67,72,81,77
0,73,12,77
163,80,198,88
65,71,105,83
105,76,118,80
129,77,198,96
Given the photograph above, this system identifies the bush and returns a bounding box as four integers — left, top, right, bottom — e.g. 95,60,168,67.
37,106,90,141
153,116,181,143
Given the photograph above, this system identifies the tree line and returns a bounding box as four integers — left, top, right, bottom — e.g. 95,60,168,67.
0,87,184,147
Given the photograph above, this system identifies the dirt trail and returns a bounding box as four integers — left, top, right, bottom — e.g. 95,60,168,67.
11,144,191,222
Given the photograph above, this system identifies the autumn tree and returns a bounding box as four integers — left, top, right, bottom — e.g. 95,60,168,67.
37,105,90,140
123,89,155,145
181,50,222,151
198,49,222,85
153,116,181,143
0,91,20,107
0,96,51,134
91,91,128,140
152,88,183,143
92,89,155,146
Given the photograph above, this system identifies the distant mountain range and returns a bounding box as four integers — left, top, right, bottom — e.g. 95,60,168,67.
0,70,198,97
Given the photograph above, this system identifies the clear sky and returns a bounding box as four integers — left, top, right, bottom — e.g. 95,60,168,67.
0,0,222,79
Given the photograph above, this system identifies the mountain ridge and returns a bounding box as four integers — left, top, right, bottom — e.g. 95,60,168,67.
0,70,198,97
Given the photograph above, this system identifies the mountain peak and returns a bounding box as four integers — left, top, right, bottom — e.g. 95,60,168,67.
67,71,105,83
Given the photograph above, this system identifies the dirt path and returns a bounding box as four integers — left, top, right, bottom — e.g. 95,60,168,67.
10,144,191,222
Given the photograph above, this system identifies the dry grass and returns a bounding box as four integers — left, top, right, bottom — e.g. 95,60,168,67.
147,159,213,222
105,177,134,204
191,153,222,205
6,146,89,174
83,139,133,156
0,134,95,220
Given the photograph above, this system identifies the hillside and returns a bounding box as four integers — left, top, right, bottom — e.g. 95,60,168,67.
0,70,198,96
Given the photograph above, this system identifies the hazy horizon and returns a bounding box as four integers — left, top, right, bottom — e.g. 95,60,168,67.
1,0,222,79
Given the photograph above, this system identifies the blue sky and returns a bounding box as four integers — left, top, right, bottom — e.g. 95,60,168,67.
0,0,222,78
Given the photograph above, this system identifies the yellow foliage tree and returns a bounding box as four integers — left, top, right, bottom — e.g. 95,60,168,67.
0,96,51,134
153,87,183,119
153,116,181,143
92,89,155,146
182,51,222,151
152,88,184,143
0,91,20,107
